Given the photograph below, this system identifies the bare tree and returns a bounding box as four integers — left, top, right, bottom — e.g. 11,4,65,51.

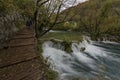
114,9,120,16
34,0,76,38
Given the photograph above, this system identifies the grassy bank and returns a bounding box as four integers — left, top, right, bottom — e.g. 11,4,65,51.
41,31,83,42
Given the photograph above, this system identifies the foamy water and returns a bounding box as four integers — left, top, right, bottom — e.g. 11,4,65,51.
42,40,120,80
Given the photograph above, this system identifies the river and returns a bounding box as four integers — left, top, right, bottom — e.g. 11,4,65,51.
42,39,120,80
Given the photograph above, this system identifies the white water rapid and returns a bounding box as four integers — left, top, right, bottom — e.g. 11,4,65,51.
42,39,120,80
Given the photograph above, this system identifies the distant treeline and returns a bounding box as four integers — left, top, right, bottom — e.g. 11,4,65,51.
54,0,120,41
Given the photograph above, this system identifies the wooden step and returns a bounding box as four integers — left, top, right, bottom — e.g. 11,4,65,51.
0,46,37,68
0,58,42,80
13,34,35,39
0,28,43,80
8,38,35,47
20,69,43,80
18,29,34,34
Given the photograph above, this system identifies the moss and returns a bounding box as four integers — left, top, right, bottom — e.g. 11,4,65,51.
42,32,82,42
37,41,57,80
50,38,63,44
86,39,90,44
80,47,86,52
46,69,58,80
62,41,72,53
47,38,73,53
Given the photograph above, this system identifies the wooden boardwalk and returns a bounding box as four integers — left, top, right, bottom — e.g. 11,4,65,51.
0,28,45,80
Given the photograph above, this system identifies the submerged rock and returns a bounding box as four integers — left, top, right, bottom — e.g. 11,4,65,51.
43,38,73,53
80,47,86,52
62,41,72,53
41,38,88,53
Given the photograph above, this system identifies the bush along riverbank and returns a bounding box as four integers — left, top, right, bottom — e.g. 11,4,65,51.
39,31,83,53
37,41,58,80
90,33,120,43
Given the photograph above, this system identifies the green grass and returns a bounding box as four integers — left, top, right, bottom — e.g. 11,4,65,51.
41,31,83,42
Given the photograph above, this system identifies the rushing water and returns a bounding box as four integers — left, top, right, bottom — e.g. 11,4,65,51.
42,39,120,80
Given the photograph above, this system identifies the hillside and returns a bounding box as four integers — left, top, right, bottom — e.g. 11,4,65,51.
55,0,120,41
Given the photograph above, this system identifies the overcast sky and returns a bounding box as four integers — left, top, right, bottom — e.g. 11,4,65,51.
75,0,88,3
62,0,88,10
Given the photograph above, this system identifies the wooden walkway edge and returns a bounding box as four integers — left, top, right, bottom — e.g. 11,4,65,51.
0,28,44,80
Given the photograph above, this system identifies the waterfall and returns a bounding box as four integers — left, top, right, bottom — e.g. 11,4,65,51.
42,40,120,80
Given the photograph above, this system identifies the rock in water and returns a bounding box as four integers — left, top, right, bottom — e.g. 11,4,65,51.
80,47,86,52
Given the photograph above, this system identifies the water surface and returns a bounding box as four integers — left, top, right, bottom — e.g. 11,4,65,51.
42,40,120,80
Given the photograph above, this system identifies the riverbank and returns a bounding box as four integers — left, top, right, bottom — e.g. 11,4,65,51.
39,31,83,52
40,31,83,42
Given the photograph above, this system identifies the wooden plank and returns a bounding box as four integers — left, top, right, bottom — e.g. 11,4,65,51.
0,45,37,68
0,58,42,80
13,34,35,39
0,28,43,80
8,38,35,47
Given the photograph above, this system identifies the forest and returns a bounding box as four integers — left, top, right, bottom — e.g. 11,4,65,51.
54,0,120,41
0,0,120,44
0,0,120,80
